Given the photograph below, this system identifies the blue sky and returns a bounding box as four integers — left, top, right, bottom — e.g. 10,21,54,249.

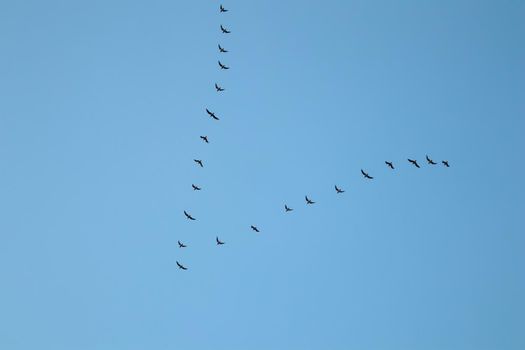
1,1,524,349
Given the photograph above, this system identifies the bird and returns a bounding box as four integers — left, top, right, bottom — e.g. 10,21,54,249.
216,236,225,245
215,83,225,92
184,210,196,221
176,261,188,270
361,169,374,179
442,160,450,167
408,159,420,168
250,225,260,233
194,159,204,167
220,25,230,34
218,61,230,70
385,161,394,169
285,204,293,212
426,155,437,165
335,185,345,194
192,184,201,191
205,108,219,120
220,4,228,13
305,195,315,204
178,241,187,248
218,44,228,53
200,135,209,143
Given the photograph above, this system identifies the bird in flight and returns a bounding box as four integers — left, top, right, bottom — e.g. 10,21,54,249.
218,61,230,70
426,155,437,165
200,135,209,143
176,261,188,270
194,159,204,167
218,44,228,53
251,225,260,233
184,210,196,220
216,236,225,245
178,241,187,248
215,83,225,92
408,159,420,168
192,184,201,191
205,108,219,120
442,160,450,167
285,204,293,212
385,161,394,169
335,185,345,194
361,169,374,179
305,195,315,204
220,25,231,34
220,4,228,13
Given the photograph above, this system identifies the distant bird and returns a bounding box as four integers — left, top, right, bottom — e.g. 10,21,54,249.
220,25,231,34
361,169,374,179
215,83,225,92
218,60,230,70
250,225,260,233
426,155,437,165
216,236,225,245
200,135,209,143
206,108,219,120
408,159,420,168
442,160,450,167
220,4,228,13
176,261,188,270
184,210,196,221
218,44,228,53
194,159,204,167
385,161,394,169
285,204,293,212
178,241,187,248
305,195,315,204
192,184,201,191
335,185,345,194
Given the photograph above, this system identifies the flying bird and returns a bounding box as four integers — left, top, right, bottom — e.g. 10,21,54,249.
218,61,230,70
216,236,225,245
176,261,188,270
218,44,228,53
192,184,201,191
285,204,293,212
305,195,315,204
205,108,219,120
200,135,209,143
361,169,374,179
442,160,450,167
250,225,260,233
220,25,231,34
408,159,420,168
385,161,394,169
215,83,225,92
193,159,204,167
178,241,187,248
335,185,345,194
426,155,437,165
220,4,228,13
184,210,196,221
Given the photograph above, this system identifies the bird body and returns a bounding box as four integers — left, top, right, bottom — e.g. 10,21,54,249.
178,241,187,248
218,61,230,70
220,25,231,33
442,160,450,167
184,210,196,220
216,236,225,245
220,4,228,12
218,44,228,53
192,184,201,191
361,169,374,179
426,155,437,165
200,135,209,143
285,204,293,212
215,83,225,92
385,161,394,169
335,185,345,194
176,261,188,270
408,159,420,168
194,159,204,167
305,196,315,204
206,108,219,120
251,225,260,233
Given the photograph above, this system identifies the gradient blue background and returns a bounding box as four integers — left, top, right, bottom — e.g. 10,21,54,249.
1,1,524,349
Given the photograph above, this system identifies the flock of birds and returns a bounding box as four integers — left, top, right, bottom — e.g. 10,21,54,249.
176,4,450,271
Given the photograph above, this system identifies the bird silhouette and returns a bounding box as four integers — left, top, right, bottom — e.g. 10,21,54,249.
215,83,225,92
442,160,450,167
218,44,228,53
192,184,201,191
218,61,230,70
305,196,315,204
220,4,228,13
176,261,188,270
206,108,219,120
335,185,345,194
220,25,231,34
426,155,437,165
385,161,394,169
200,135,209,143
184,210,196,221
194,159,204,167
251,225,260,233
178,241,187,248
216,236,225,245
361,169,374,179
285,204,293,212
408,159,420,168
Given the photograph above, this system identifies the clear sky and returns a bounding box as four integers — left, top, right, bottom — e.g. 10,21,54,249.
1,1,524,349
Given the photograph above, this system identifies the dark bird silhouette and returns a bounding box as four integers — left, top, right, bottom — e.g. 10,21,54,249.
218,44,228,53
220,4,228,13
216,236,225,245
184,210,196,221
205,108,219,120
361,169,374,179
385,161,394,169
215,83,225,92
250,225,260,233
305,195,315,204
220,25,230,34
285,204,293,212
218,61,230,70
426,155,437,165
192,184,201,191
335,185,345,194
408,159,420,168
178,241,187,248
442,160,450,167
194,159,204,167
200,135,209,143
176,261,188,270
